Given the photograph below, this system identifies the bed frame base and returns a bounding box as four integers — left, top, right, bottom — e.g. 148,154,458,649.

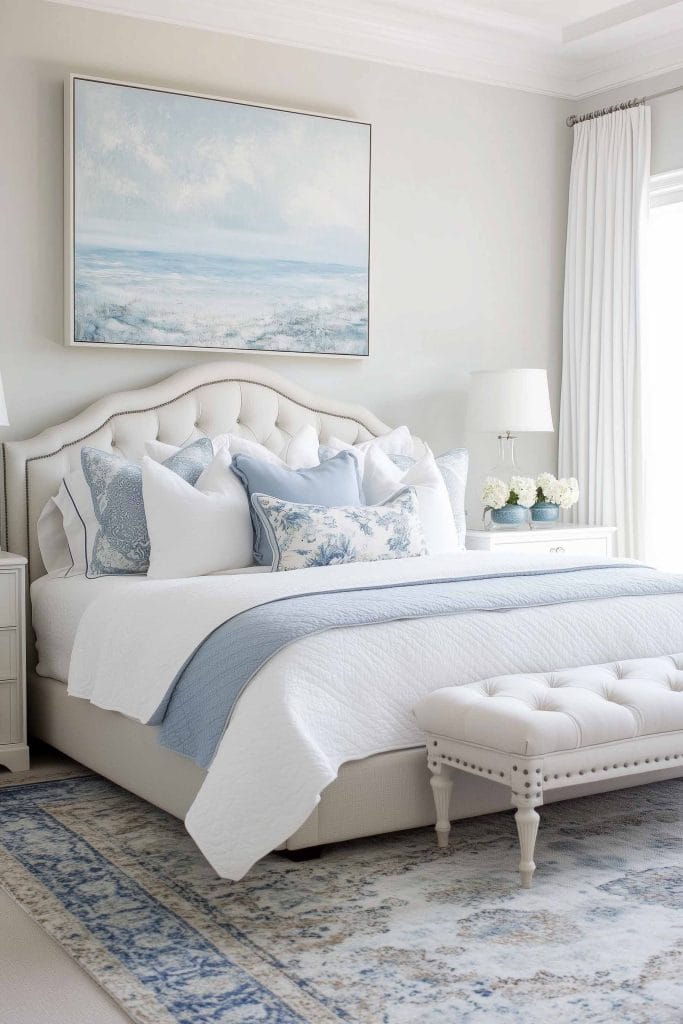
28,674,683,857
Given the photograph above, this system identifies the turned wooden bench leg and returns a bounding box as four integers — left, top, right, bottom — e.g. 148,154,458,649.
429,766,454,848
512,796,541,888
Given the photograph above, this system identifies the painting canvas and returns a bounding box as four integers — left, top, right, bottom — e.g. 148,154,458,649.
68,76,370,356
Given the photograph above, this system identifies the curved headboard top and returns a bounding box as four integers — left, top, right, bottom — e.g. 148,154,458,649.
4,361,415,581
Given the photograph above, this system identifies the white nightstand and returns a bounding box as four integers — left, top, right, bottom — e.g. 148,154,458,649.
466,523,616,558
0,552,28,772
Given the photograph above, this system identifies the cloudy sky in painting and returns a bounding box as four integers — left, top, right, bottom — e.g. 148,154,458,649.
74,79,370,267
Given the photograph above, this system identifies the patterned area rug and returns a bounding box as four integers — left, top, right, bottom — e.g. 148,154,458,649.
0,774,682,1024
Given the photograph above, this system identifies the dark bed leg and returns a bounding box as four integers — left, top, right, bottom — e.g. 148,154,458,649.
278,846,323,862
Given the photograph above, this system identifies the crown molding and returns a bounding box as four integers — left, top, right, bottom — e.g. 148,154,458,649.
44,0,683,100
571,21,683,97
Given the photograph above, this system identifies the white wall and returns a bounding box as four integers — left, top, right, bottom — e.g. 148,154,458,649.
0,0,571,522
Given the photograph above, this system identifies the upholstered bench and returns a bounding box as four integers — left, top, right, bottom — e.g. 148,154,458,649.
414,655,683,888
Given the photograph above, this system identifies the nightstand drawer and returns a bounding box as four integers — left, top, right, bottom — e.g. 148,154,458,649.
0,555,28,771
0,681,12,744
0,630,17,680
493,537,609,556
0,572,19,627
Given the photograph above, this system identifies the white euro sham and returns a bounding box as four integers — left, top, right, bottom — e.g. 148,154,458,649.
143,451,254,579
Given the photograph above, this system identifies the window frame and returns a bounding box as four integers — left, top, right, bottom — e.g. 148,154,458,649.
650,169,683,208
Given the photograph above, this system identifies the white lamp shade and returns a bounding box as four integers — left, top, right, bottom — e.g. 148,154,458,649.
0,373,9,428
466,369,553,434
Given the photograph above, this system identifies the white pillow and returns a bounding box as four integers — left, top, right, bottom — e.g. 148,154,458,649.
217,426,319,468
194,445,240,494
362,445,459,554
324,426,414,474
145,424,319,470
144,438,195,462
143,452,254,579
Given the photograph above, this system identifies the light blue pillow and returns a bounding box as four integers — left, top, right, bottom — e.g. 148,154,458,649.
231,450,362,566
389,449,468,548
80,438,213,576
252,488,426,571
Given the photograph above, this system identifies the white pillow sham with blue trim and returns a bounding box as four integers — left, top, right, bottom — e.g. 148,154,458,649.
251,487,427,572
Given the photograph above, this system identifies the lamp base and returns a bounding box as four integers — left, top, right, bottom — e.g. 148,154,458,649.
489,433,518,480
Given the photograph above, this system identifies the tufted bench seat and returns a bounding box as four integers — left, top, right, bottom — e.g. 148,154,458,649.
413,654,683,888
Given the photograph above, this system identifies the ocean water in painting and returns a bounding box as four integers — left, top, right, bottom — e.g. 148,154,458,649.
72,79,370,355
75,245,368,354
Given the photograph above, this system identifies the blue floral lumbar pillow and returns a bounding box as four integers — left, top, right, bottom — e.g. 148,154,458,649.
80,438,213,576
251,487,427,571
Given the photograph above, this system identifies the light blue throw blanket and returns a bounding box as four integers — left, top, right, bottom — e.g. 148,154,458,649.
154,564,683,768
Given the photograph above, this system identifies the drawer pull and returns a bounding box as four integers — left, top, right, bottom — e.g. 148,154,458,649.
550,545,565,554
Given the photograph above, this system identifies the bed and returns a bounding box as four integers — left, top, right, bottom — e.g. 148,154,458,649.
7,361,683,879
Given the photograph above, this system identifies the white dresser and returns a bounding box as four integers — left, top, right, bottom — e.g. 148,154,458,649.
465,524,616,558
0,552,28,772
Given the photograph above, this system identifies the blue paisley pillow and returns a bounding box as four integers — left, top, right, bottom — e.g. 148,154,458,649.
80,438,212,576
252,487,426,572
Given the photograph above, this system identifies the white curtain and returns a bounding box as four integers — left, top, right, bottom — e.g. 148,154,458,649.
559,106,651,558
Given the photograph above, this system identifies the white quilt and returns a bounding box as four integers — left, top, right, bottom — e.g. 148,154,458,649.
67,552,683,879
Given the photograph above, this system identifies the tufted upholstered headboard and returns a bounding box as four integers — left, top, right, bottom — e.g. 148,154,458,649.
4,361,418,582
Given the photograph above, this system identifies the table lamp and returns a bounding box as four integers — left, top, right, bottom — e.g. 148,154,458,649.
466,368,553,477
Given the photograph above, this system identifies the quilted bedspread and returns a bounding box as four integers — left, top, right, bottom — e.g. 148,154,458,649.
68,552,683,879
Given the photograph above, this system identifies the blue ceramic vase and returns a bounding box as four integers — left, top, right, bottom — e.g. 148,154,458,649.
531,501,560,523
490,503,528,526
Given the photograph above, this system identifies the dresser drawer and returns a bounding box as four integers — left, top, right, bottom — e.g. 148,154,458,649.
493,537,609,557
0,572,19,627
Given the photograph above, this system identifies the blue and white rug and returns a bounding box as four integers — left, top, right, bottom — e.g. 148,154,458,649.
0,772,682,1023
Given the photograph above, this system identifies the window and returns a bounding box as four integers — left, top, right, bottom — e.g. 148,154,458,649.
644,171,683,570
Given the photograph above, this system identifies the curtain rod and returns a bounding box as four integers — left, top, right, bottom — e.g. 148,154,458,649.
566,84,683,127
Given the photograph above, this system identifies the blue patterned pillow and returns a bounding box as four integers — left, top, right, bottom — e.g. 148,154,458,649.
390,449,468,548
80,438,213,576
252,487,426,571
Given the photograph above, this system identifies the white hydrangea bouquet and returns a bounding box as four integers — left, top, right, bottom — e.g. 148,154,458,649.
482,473,579,527
535,473,580,510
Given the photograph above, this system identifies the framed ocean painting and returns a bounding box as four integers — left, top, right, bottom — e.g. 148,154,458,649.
65,75,370,357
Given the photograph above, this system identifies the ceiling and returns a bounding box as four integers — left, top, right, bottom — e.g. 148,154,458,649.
46,0,683,97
